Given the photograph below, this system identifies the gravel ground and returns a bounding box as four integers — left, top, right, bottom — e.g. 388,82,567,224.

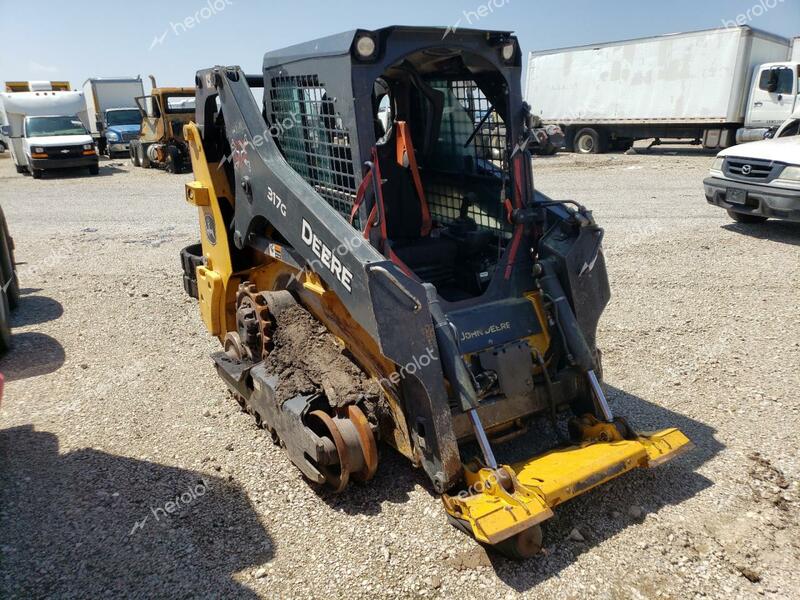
1,145,798,599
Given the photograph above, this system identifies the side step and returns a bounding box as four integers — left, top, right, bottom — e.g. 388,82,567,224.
442,428,692,547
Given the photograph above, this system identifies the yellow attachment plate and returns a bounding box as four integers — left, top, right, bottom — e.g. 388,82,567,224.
442,428,692,545
196,266,223,336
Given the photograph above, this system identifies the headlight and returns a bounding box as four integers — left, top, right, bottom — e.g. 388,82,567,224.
354,34,376,59
710,157,724,172
777,165,800,182
34,146,44,153
501,42,516,62
83,143,93,150
106,131,119,141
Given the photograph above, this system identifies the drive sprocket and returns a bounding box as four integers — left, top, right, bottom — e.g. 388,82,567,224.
235,281,274,362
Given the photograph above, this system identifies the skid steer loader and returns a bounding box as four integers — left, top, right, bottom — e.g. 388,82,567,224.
180,26,691,558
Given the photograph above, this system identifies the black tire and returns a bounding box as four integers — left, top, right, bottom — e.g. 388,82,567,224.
573,127,608,154
0,285,11,356
727,210,767,224
0,207,19,310
88,164,99,175
138,143,151,168
165,145,182,174
15,164,24,174
130,142,141,167
31,169,43,179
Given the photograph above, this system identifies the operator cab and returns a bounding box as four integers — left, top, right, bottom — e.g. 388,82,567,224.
366,58,512,301
263,27,522,302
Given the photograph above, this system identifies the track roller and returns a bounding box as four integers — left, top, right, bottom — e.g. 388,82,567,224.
306,405,378,492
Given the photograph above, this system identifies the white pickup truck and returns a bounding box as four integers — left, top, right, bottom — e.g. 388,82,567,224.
704,110,800,223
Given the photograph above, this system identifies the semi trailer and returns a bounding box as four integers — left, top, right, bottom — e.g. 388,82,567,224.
526,26,799,153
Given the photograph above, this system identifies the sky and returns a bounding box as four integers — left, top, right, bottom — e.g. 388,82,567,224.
0,0,798,92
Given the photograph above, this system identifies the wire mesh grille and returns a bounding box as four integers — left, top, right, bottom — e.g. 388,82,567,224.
268,75,357,220
425,79,508,234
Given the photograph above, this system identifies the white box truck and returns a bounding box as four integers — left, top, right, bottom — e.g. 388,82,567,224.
526,26,799,153
83,77,144,155
0,88,98,177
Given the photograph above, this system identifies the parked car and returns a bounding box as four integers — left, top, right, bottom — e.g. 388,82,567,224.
704,111,800,223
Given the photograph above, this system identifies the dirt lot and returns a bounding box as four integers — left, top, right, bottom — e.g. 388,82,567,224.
1,146,798,599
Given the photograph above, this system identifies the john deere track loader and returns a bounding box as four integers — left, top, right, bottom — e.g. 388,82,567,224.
180,26,691,557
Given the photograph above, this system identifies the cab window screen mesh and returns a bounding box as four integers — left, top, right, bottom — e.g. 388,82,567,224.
269,75,357,220
424,79,509,234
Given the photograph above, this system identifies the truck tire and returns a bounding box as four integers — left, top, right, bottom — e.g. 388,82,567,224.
31,169,43,179
727,210,767,224
573,127,608,154
88,164,99,175
0,207,19,310
15,164,25,174
138,143,151,168
130,142,141,167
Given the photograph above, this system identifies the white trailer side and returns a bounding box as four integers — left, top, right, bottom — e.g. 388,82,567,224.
526,26,793,152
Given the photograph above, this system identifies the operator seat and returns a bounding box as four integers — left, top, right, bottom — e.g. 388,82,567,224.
376,123,458,284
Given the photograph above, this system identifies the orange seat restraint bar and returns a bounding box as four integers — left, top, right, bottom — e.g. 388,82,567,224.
394,121,432,237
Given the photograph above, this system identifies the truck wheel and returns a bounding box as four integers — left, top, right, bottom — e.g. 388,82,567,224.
31,169,43,179
0,208,19,310
88,164,100,175
130,142,141,167
15,165,25,174
727,210,767,224
138,143,151,168
573,128,607,154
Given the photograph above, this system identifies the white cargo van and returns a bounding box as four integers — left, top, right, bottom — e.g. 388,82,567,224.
526,27,799,153
0,89,98,177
